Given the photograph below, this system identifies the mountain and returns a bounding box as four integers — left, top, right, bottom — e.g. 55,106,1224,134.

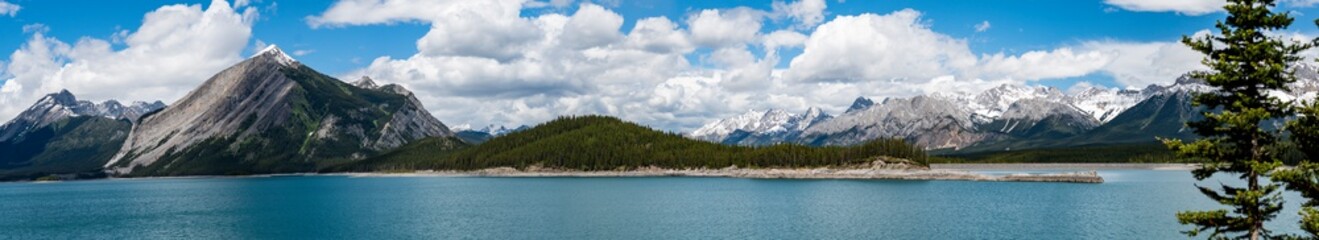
0,91,164,180
845,97,874,113
799,95,983,149
449,124,530,144
694,64,1319,153
0,90,163,142
687,107,832,146
326,115,927,172
979,99,1099,141
104,45,453,176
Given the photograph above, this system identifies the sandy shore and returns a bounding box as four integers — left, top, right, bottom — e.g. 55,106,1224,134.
336,166,1105,183
932,163,1197,170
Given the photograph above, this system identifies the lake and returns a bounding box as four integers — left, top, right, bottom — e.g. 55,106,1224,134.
0,169,1307,239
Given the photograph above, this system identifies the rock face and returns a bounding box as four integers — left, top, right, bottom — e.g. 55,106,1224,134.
105,45,452,175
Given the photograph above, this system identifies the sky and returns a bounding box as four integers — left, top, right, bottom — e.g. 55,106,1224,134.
1,0,1318,132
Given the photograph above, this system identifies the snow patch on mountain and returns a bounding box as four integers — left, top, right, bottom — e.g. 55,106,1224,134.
0,90,165,142
451,124,527,136
253,44,298,67
688,108,832,142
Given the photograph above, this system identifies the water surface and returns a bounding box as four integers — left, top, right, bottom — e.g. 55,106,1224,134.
0,170,1305,239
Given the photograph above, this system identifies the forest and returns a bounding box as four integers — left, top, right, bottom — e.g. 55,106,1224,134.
325,115,928,172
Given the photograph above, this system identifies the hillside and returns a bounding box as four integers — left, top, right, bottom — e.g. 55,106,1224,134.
0,117,130,180
327,116,928,172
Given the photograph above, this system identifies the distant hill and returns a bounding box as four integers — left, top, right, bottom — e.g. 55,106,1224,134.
325,116,928,172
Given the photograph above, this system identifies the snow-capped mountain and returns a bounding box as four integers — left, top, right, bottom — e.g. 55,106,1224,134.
0,90,164,142
451,124,528,136
688,108,832,145
800,95,982,149
693,64,1319,150
932,84,1068,123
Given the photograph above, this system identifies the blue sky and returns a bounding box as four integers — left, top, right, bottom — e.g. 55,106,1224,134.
1,0,1317,130
0,0,1283,86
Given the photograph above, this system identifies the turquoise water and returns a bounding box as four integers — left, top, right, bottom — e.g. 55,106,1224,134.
0,170,1307,239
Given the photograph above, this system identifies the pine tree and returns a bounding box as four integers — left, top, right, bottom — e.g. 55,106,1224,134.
1163,0,1314,239
1274,96,1319,238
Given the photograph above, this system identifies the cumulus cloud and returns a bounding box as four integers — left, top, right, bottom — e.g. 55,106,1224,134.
1103,0,1225,16
1080,40,1207,88
974,48,1112,81
308,3,1205,132
0,0,18,17
763,30,808,50
784,10,978,83
0,0,257,121
772,0,827,29
687,8,764,48
623,17,693,54
316,2,697,129
784,9,1127,88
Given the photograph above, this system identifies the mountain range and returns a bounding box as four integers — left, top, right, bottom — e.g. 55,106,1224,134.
689,65,1319,153
4,45,1317,180
0,45,453,179
0,91,165,180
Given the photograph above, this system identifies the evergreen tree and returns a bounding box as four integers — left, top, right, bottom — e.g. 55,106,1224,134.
1163,0,1314,239
1275,96,1319,238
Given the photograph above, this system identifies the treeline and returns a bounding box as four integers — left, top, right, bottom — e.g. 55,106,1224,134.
934,143,1182,163
325,115,927,172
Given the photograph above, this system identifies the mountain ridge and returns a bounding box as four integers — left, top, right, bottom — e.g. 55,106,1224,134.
691,65,1319,152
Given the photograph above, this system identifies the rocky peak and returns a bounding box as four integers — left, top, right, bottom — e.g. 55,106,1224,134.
43,89,78,106
846,97,874,113
352,76,380,89
252,44,298,67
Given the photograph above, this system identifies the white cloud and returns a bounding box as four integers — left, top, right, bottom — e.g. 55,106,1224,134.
974,20,991,32
763,30,807,50
0,0,18,17
784,9,1120,86
772,0,827,29
1288,0,1319,7
784,10,977,83
308,3,1204,132
526,0,574,9
318,2,698,129
687,8,764,48
0,0,257,121
1103,0,1225,16
975,48,1112,81
1080,40,1207,88
559,4,624,50
306,0,455,27
624,17,693,54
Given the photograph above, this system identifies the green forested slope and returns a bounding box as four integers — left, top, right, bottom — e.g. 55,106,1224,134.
0,117,130,180
328,116,928,172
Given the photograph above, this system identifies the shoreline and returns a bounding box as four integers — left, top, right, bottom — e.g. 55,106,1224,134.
932,163,1198,170
331,166,1106,183
11,163,1207,184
